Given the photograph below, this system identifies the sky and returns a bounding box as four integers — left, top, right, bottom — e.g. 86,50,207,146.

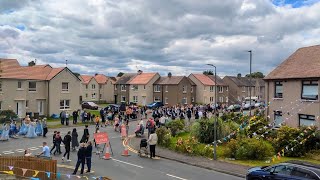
0,0,320,77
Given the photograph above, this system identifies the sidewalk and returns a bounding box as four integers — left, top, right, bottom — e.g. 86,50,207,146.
128,136,249,178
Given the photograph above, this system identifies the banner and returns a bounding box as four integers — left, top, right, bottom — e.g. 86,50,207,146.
94,132,109,145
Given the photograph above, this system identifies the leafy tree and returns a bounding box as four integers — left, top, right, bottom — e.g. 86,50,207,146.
28,61,36,66
73,72,80,77
117,72,124,77
245,72,264,78
203,70,214,75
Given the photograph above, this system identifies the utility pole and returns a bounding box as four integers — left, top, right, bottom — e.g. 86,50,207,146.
248,50,252,117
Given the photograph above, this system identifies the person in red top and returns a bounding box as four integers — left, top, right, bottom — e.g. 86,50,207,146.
146,118,155,138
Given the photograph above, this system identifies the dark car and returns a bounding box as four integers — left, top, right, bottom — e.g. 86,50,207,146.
104,104,120,112
227,104,241,111
147,102,164,109
246,162,320,180
81,102,99,110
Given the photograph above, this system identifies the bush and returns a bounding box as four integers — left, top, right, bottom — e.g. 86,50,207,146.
175,136,199,154
156,127,172,147
166,119,184,136
0,110,18,124
224,138,274,160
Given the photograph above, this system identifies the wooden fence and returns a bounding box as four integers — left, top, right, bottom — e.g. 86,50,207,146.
0,156,57,180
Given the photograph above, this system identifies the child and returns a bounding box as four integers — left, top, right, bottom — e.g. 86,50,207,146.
95,116,100,128
114,116,119,132
24,149,32,157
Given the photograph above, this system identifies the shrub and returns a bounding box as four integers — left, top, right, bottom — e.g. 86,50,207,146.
156,127,172,147
166,119,184,136
175,136,199,154
224,137,274,160
0,110,18,124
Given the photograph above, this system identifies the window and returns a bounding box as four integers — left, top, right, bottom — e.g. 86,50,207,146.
26,100,29,108
99,85,102,89
121,96,126,102
154,97,161,102
218,86,223,93
115,85,117,90
165,85,168,92
92,93,96,99
274,81,283,98
132,85,138,91
92,84,96,89
182,86,187,93
0,81,2,91
192,97,195,103
85,93,88,98
28,82,36,91
165,97,168,104
291,167,318,179
0,101,2,110
242,86,246,92
62,82,69,92
133,96,138,103
86,85,88,89
226,86,228,91
143,85,146,90
100,94,102,99
272,165,294,175
121,85,126,91
226,97,229,102
210,86,214,92
191,86,193,93
299,114,315,126
154,85,161,92
60,100,70,110
301,80,318,100
210,97,214,102
182,97,187,104
274,111,283,127
18,81,22,89
219,97,224,102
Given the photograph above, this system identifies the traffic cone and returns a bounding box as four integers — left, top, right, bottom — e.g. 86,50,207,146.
122,139,131,157
104,145,111,160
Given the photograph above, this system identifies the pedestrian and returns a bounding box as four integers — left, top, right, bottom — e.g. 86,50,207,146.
146,118,155,138
38,142,51,159
66,111,70,126
94,128,100,148
80,125,89,143
72,143,86,175
60,111,66,125
42,118,48,137
100,108,105,127
72,128,79,151
85,141,93,173
187,108,192,123
62,131,72,162
50,131,57,154
95,116,100,128
54,131,62,155
147,129,158,159
73,110,78,124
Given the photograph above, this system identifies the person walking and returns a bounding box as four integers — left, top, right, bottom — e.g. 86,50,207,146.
73,110,78,124
147,130,158,159
54,131,62,155
50,131,57,154
62,131,72,161
100,108,105,127
60,111,66,125
42,118,48,137
80,125,89,143
85,141,93,173
72,128,79,151
65,111,70,126
72,143,86,175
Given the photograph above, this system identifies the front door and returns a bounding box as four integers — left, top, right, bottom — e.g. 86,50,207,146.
16,101,24,118
37,100,45,115
114,95,118,104
142,96,146,106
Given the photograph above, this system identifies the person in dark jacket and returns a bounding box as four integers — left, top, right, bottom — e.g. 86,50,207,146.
53,131,62,155
50,131,57,154
187,108,192,122
71,128,79,151
85,141,93,173
73,110,78,124
72,143,86,175
62,131,72,161
100,108,105,127
80,125,89,143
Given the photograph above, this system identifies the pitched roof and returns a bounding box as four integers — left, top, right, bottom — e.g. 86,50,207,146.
265,45,320,80
0,59,65,80
191,74,217,86
94,74,108,84
208,75,227,86
224,76,254,87
128,73,158,85
109,77,117,83
115,73,136,84
80,75,93,84
253,78,265,86
154,76,184,85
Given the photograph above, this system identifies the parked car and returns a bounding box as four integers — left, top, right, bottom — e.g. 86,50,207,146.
147,102,164,109
243,103,255,110
104,104,120,112
246,162,320,180
81,102,99,110
227,104,241,111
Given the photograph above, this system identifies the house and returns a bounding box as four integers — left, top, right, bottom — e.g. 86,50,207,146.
128,70,160,106
80,74,115,103
264,45,320,128
253,78,265,101
188,73,228,105
153,73,196,106
222,74,257,104
114,73,137,104
0,59,81,117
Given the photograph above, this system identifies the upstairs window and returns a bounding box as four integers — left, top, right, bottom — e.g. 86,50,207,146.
121,85,126,91
86,85,88,89
92,84,96,89
210,86,214,92
18,81,22,89
301,80,318,100
28,82,37,92
218,86,223,93
274,81,283,98
154,85,161,92
182,86,187,93
190,86,193,93
132,85,138,91
62,82,69,92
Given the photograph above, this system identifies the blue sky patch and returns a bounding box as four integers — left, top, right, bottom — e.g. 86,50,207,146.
272,0,320,8
16,24,26,31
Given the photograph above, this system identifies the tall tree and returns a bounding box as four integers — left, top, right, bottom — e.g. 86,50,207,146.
73,72,80,77
245,72,265,78
117,72,124,77
28,61,36,66
203,70,214,75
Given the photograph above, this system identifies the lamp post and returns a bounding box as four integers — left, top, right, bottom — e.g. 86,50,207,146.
248,50,252,117
206,64,217,160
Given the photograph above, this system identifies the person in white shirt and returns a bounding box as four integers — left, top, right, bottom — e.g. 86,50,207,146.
159,116,166,126
147,130,158,159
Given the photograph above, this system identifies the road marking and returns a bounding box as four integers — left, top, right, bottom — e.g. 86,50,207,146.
166,174,188,180
16,149,25,152
28,147,39,151
3,151,14,155
111,158,144,169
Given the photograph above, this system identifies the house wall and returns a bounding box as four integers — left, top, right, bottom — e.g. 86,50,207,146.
48,69,81,116
223,77,243,104
217,85,230,105
100,80,114,103
265,79,320,128
81,79,99,102
188,75,205,104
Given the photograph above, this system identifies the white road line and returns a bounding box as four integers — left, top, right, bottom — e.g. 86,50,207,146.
111,158,144,169
110,136,120,139
166,174,188,180
16,149,25,152
28,147,39,151
3,151,15,155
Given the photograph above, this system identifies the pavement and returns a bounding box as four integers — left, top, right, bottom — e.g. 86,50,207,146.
0,117,247,180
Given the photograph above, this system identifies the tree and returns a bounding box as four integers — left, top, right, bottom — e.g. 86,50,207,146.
73,72,80,77
117,72,124,77
28,61,36,66
246,72,264,78
203,70,214,75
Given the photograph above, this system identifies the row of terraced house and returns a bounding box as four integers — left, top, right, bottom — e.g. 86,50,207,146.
0,45,319,127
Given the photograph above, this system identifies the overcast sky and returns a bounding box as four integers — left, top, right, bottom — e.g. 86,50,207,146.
0,0,320,77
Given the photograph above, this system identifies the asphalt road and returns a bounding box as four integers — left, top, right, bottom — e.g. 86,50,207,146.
0,121,244,180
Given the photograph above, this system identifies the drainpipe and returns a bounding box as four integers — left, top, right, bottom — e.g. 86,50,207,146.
47,81,50,117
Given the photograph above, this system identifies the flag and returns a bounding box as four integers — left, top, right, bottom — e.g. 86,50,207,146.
66,174,71,179
33,170,39,177
22,168,27,176
46,172,51,178
8,166,13,170
57,173,61,179
281,149,285,156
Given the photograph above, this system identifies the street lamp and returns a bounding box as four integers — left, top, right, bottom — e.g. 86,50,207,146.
248,50,252,117
206,64,217,160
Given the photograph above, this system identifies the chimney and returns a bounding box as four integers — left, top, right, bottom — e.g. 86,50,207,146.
168,72,172,77
237,73,241,78
95,73,98,76
137,70,143,75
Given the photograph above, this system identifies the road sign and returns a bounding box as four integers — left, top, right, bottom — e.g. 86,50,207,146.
94,132,109,145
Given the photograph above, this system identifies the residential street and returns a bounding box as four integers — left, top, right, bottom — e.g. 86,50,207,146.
0,122,243,180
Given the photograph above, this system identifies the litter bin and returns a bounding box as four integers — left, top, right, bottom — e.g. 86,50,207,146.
34,112,39,120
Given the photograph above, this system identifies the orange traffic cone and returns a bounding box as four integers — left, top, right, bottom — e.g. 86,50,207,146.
104,145,111,160
122,139,131,157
